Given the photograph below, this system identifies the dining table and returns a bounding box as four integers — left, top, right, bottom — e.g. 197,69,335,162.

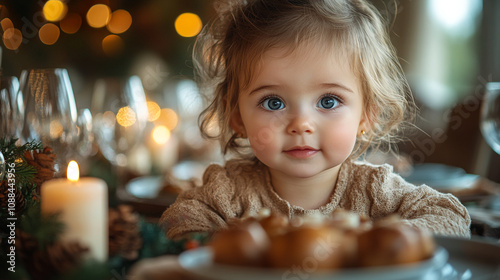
120,162,500,280
125,235,500,280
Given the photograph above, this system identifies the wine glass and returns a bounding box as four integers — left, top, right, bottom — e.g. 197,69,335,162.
480,82,500,154
72,108,95,175
19,68,78,176
0,76,23,139
0,150,5,181
91,76,148,167
75,108,94,158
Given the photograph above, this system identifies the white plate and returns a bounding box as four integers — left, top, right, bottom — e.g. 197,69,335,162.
403,163,479,191
434,236,500,278
178,246,448,280
126,176,164,199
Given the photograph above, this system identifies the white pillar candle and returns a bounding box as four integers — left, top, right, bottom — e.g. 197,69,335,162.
41,161,108,261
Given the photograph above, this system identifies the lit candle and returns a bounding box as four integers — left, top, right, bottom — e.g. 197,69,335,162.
41,161,108,261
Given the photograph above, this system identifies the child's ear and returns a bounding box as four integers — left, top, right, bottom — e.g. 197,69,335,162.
358,110,374,136
230,108,247,138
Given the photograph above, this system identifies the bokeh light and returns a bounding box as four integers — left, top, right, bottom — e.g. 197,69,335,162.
102,34,124,56
87,4,111,28
1,18,13,31
50,120,63,139
147,101,161,122
107,9,132,34
43,0,67,22
155,108,178,131
116,106,136,127
174,13,202,37
39,23,60,45
3,28,23,50
60,12,82,34
152,125,171,145
102,111,116,128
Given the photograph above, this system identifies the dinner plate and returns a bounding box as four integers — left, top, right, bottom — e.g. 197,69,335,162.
403,163,479,191
434,236,500,278
126,176,165,199
178,246,448,280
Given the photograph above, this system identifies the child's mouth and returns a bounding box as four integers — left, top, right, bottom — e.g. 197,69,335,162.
284,146,319,159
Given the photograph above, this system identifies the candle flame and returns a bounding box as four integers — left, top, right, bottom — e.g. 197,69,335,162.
67,160,80,182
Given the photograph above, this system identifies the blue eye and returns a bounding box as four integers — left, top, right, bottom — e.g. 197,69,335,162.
318,95,339,109
261,97,285,111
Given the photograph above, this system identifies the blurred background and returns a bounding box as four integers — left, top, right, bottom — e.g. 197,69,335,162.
0,0,499,184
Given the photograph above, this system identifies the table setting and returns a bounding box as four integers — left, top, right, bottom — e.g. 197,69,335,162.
0,63,213,279
128,224,500,280
1,68,500,280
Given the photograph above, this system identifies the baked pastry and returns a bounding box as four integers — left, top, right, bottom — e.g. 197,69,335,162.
258,212,289,237
208,218,270,267
357,220,434,266
267,224,346,269
208,209,436,270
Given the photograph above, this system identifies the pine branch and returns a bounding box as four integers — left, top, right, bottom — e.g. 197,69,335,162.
0,138,42,186
0,138,42,162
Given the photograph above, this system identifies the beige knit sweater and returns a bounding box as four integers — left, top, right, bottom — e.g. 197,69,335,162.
159,159,471,239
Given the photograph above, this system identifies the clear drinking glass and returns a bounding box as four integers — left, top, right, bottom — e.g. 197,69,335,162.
76,108,94,158
480,82,500,155
19,68,78,175
91,76,148,167
0,150,5,181
0,76,23,138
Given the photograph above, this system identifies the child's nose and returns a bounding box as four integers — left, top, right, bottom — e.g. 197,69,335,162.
286,115,314,135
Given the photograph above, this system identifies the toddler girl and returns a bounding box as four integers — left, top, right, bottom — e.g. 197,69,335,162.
160,0,470,239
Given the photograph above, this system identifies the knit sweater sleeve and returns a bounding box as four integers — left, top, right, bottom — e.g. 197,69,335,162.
365,164,471,237
158,163,241,240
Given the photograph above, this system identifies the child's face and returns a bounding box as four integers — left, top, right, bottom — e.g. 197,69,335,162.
232,45,367,178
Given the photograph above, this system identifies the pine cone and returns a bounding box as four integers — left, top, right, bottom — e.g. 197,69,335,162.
0,180,25,214
24,147,56,194
16,230,38,259
17,230,89,280
108,205,143,260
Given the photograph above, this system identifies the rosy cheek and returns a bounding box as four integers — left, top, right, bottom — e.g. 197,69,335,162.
325,122,358,150
245,114,286,145
247,125,278,154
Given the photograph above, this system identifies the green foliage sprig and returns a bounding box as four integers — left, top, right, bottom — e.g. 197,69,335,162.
0,138,42,186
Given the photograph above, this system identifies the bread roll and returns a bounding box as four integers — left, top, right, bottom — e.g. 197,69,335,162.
357,223,426,267
259,212,289,237
267,225,346,269
208,219,270,266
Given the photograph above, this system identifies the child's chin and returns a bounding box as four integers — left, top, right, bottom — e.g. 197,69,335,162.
276,167,326,179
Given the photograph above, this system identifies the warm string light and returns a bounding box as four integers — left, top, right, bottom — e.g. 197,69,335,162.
43,0,67,22
0,4,209,61
0,3,133,51
147,101,161,122
107,9,132,34
60,13,82,34
102,34,124,56
116,106,137,128
155,108,178,131
1,3,205,52
86,4,111,28
152,125,171,145
39,23,60,45
175,13,202,37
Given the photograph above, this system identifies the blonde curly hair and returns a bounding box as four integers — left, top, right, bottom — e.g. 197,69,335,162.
195,0,416,159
